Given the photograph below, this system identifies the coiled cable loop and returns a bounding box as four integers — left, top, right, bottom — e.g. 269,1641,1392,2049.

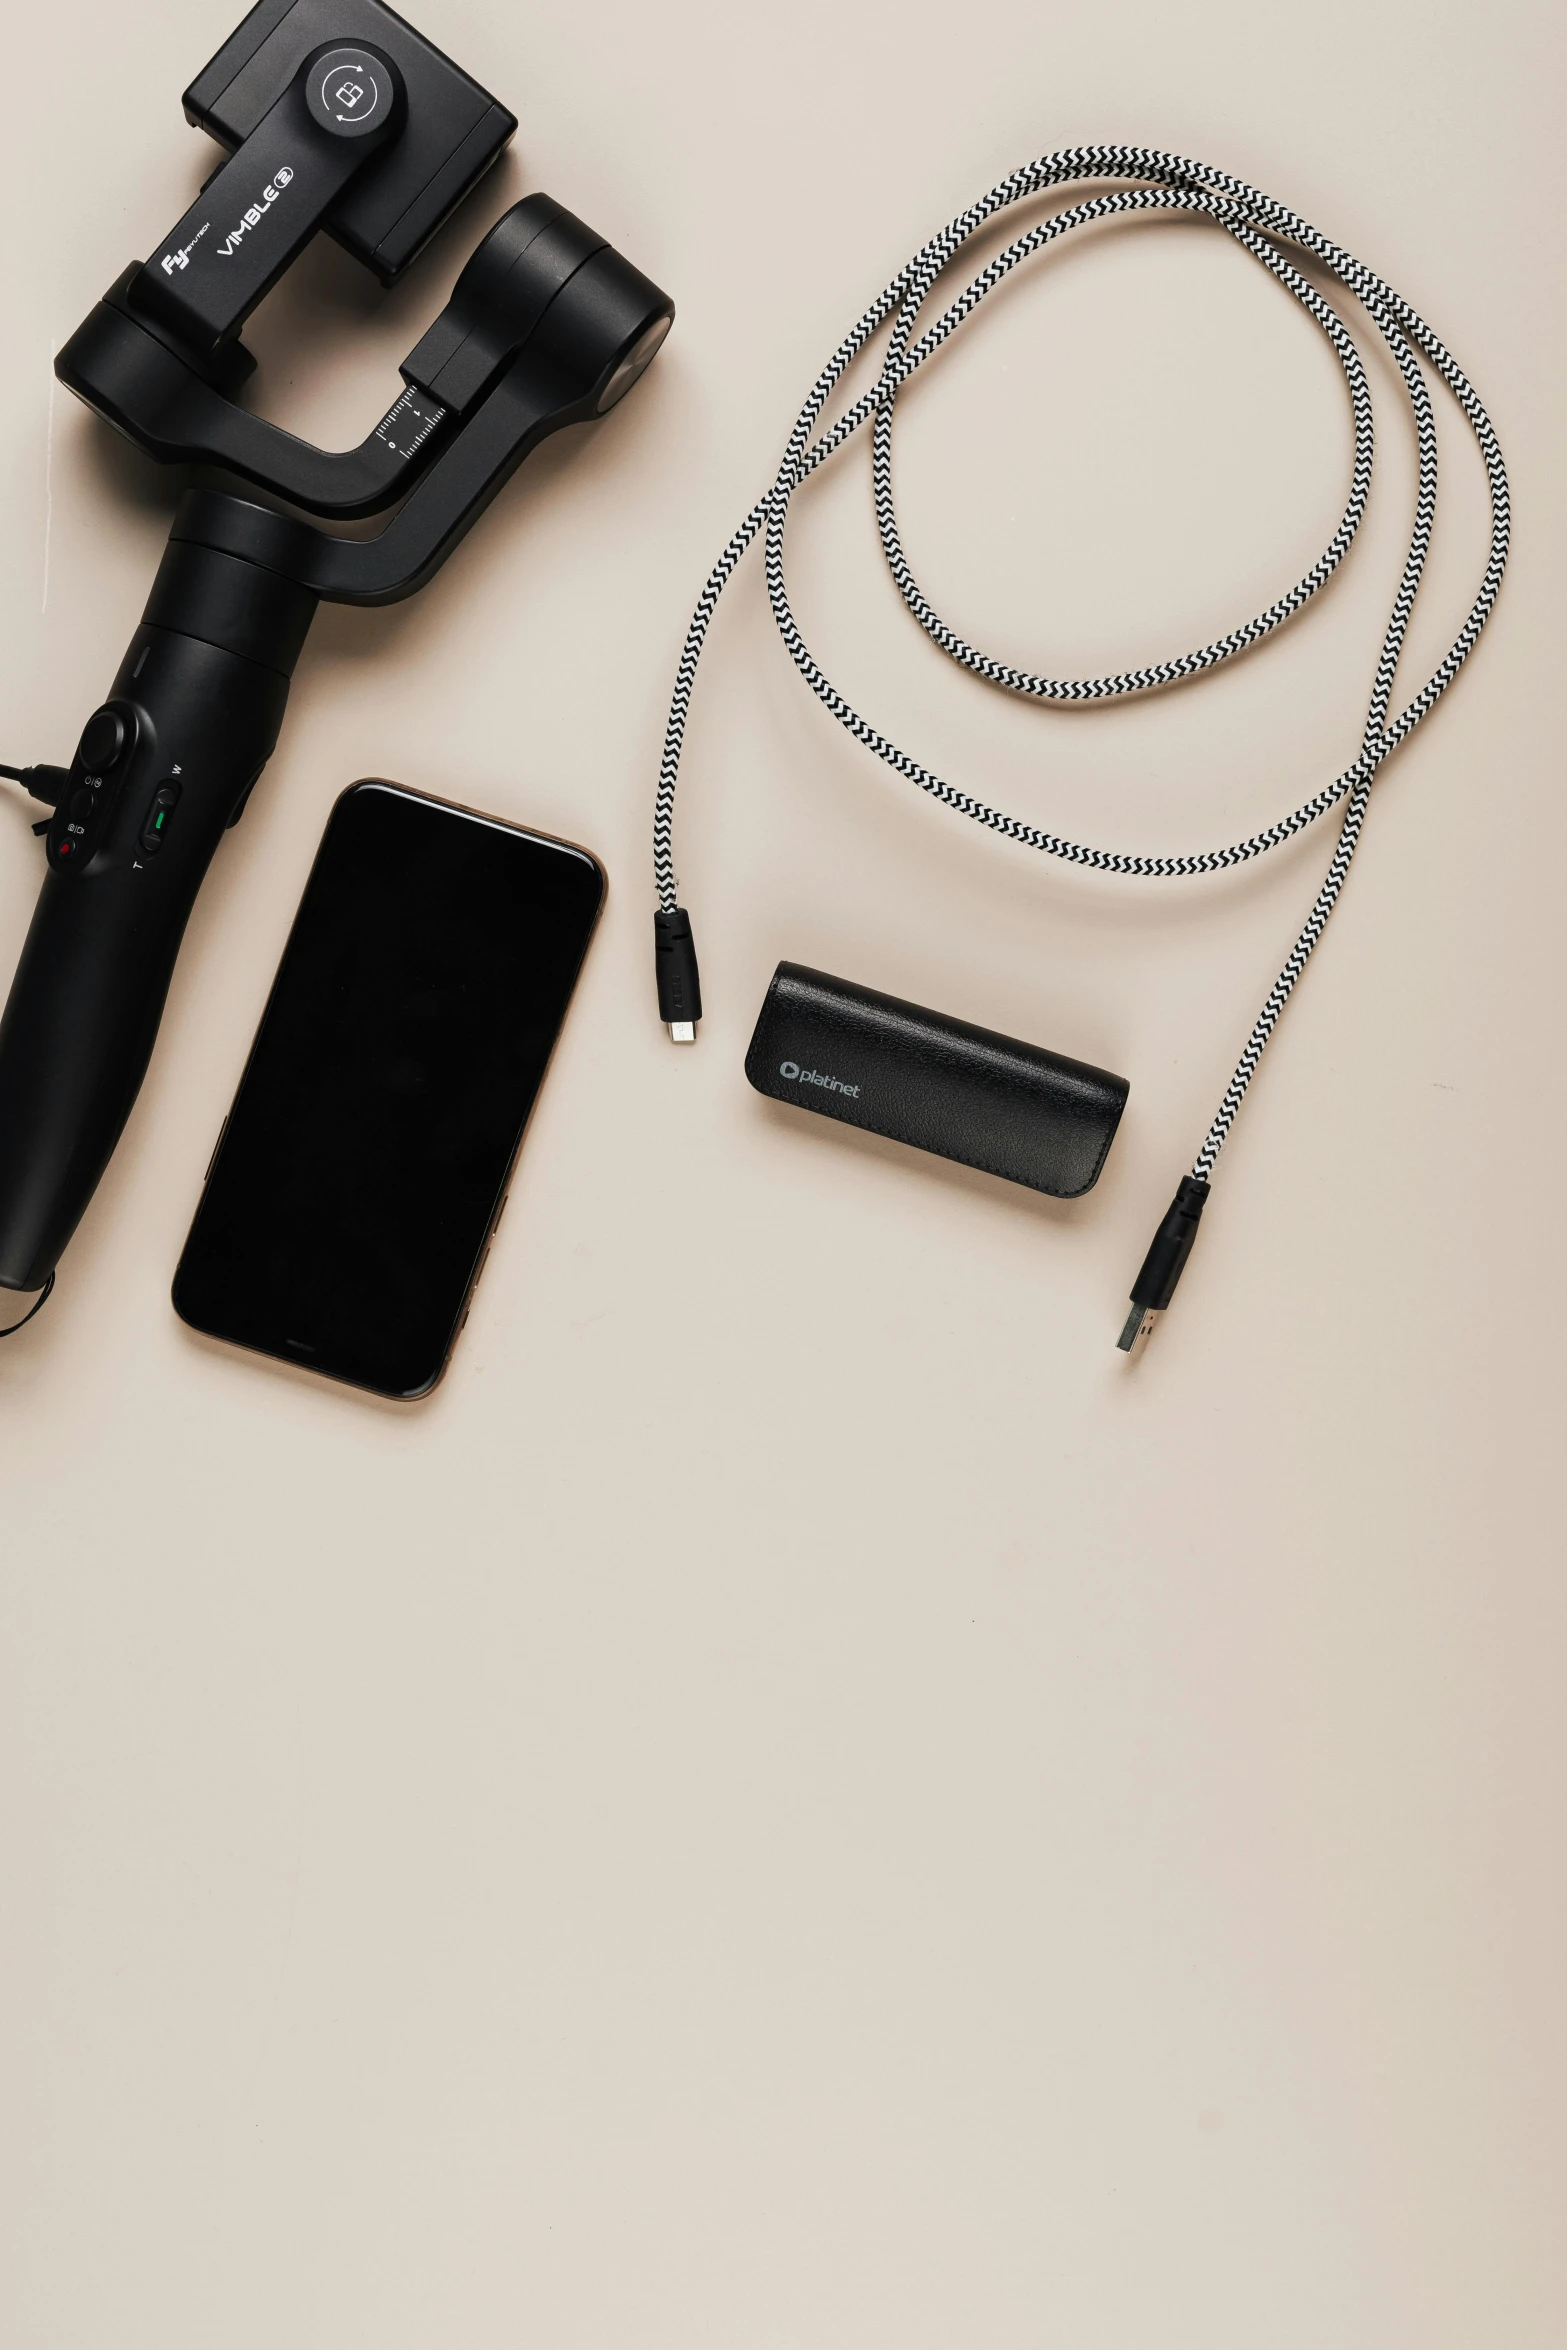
652,146,1508,1190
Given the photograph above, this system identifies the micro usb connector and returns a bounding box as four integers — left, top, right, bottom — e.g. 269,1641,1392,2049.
654,907,702,1043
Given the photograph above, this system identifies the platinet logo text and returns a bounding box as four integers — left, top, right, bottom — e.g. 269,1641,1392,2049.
779,1060,861,1099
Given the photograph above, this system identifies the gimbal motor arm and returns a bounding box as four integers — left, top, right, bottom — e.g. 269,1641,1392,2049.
131,39,409,367
54,0,522,518
55,196,644,524
162,217,674,608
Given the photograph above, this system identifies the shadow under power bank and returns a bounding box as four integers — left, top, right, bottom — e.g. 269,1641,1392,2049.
745,963,1128,1198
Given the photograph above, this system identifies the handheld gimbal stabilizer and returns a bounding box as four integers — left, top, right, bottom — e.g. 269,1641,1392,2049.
0,1,671,1301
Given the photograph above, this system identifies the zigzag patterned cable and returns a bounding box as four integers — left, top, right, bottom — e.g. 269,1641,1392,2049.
652,150,1509,1181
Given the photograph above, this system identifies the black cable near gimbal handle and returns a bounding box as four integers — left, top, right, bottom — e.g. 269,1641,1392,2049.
0,224,672,1295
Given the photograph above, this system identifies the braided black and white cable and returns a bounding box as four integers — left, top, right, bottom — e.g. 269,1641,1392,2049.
651,147,1508,1319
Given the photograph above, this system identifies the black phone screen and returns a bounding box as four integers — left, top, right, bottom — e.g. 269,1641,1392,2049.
173,780,604,1398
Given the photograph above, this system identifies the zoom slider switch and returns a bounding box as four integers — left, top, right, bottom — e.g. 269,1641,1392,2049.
139,782,182,855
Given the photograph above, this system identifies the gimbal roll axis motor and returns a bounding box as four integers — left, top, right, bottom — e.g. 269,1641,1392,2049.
0,0,672,1304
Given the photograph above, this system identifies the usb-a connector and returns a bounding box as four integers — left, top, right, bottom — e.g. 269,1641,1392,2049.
1116,1174,1210,1352
1117,1301,1157,1353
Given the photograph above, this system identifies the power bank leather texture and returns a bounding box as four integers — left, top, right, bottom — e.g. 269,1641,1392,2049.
745,963,1129,1199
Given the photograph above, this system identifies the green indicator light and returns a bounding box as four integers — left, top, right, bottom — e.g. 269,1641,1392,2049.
154,811,166,831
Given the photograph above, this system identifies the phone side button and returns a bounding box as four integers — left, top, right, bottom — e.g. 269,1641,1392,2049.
458,1245,492,1335
203,1117,230,1183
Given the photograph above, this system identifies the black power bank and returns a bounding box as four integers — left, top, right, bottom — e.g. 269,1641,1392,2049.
745,963,1128,1198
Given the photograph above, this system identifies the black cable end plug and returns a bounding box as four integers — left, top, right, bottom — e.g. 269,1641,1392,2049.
654,906,702,1044
1117,1174,1210,1353
2,762,73,810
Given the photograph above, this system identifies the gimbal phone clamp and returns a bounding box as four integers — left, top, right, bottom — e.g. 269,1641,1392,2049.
0,0,672,1300
61,0,518,508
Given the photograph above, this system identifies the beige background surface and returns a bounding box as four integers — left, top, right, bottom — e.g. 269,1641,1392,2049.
2,1,1564,2343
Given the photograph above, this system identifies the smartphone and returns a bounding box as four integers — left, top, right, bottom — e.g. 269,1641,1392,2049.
173,779,605,1399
